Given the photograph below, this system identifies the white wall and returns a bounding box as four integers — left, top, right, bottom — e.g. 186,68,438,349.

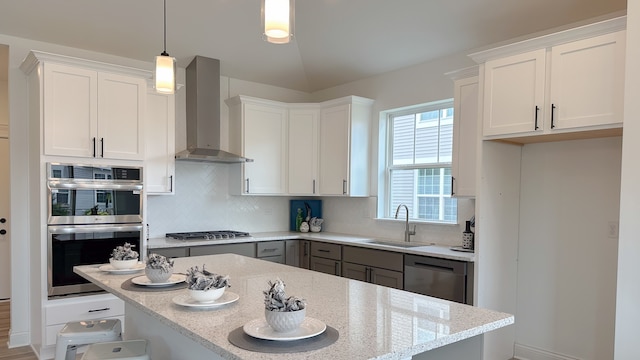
516,137,621,360
615,1,640,359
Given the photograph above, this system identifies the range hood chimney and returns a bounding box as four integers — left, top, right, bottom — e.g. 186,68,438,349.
175,56,251,163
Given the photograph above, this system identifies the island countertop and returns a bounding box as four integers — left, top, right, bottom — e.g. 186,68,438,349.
75,254,512,360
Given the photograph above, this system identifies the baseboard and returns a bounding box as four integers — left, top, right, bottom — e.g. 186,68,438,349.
514,343,580,360
8,331,30,348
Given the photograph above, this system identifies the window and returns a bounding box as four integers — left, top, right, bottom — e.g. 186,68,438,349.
382,100,456,223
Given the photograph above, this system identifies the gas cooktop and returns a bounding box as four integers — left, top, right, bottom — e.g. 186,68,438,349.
165,230,251,240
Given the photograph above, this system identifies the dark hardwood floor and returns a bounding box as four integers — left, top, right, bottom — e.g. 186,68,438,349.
0,301,38,360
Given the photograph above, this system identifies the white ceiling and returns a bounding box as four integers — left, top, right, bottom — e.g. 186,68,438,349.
0,0,627,92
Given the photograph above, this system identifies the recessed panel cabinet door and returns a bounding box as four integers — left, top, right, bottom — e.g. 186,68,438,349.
243,103,288,194
549,31,626,130
98,73,146,160
43,63,97,157
288,108,319,195
319,104,350,195
145,91,175,194
483,49,546,137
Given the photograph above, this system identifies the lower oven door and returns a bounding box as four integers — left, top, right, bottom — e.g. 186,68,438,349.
48,223,143,297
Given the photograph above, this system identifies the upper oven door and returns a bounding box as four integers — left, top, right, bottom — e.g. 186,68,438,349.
47,163,143,225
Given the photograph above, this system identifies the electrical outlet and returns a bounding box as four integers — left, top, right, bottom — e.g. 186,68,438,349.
608,221,619,238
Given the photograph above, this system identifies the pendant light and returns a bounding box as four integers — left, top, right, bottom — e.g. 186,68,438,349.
261,0,294,44
155,0,176,94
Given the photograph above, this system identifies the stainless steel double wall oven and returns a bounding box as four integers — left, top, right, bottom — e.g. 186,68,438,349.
47,163,143,297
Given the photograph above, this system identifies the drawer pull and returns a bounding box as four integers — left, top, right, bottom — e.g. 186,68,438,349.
88,307,110,313
317,249,330,253
262,248,277,252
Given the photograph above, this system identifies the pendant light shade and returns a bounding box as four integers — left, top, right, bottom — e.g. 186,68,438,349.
262,0,294,44
155,0,176,94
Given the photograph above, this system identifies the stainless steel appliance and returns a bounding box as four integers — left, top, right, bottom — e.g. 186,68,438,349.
404,255,472,304
165,230,251,240
47,163,144,297
47,163,143,225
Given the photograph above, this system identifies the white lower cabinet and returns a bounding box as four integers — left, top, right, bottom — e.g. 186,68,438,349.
44,293,125,346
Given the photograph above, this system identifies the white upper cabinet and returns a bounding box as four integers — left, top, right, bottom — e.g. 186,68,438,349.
318,97,373,196
288,106,320,195
41,62,146,160
548,31,626,130
228,96,288,195
450,71,479,198
145,91,175,195
227,95,373,197
473,17,626,142
482,49,546,137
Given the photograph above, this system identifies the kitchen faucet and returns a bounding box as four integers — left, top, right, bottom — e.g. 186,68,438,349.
395,204,416,242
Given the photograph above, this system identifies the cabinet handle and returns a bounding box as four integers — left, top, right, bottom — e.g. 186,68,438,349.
342,180,347,195
88,307,110,313
245,178,250,193
334,261,340,276
100,138,104,158
262,248,278,253
534,106,540,130
92,137,96,157
313,180,316,194
451,176,456,196
303,242,308,256
169,175,173,192
365,267,371,282
551,104,556,129
317,249,330,253
370,268,376,283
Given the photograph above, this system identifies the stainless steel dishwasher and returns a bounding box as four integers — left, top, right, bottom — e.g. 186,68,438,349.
404,255,471,304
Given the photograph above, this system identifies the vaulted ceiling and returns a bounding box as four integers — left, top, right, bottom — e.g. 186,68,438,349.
0,0,627,91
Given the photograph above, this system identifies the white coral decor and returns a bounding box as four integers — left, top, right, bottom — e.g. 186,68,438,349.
263,278,306,312
185,265,230,290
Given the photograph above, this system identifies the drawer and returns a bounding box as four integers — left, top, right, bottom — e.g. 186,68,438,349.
46,293,125,326
257,241,285,258
310,242,341,260
190,242,256,257
260,254,285,264
343,246,403,272
150,247,189,258
45,315,125,346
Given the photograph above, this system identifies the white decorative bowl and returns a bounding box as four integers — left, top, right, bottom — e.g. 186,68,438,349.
188,287,226,303
264,308,306,332
145,267,172,283
109,258,138,270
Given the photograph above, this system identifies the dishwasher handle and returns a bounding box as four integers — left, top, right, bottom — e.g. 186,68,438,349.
405,255,467,275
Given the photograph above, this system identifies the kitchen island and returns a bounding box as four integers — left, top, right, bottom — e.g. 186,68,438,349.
75,254,512,360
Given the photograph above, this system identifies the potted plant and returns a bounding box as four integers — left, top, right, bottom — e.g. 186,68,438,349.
263,278,306,332
109,242,139,269
145,253,174,283
185,265,230,303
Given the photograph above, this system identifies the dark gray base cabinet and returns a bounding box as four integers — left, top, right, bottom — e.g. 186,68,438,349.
310,256,341,276
189,243,256,258
342,262,403,290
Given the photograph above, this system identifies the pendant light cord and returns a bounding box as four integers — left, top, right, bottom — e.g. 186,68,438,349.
161,0,168,56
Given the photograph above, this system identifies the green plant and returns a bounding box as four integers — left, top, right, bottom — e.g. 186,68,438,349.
185,265,230,290
110,242,139,260
145,253,174,273
263,278,305,312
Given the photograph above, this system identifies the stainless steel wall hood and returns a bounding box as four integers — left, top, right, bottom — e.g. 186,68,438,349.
175,56,251,163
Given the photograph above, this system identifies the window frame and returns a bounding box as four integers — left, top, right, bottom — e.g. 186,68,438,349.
380,99,456,223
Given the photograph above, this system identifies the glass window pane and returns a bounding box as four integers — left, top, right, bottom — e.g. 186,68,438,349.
415,126,438,164
389,169,415,217
392,114,415,165
419,110,439,124
443,168,452,194
444,197,457,222
418,168,439,195
418,197,439,221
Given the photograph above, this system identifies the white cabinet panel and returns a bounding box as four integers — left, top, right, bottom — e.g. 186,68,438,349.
451,75,479,197
145,91,175,194
549,31,626,130
42,62,146,160
319,103,350,195
288,107,319,195
482,49,546,137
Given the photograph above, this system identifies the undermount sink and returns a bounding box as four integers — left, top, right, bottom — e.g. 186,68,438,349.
364,240,431,248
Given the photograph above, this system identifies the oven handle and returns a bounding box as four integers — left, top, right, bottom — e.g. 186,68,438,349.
48,223,143,235
48,180,143,191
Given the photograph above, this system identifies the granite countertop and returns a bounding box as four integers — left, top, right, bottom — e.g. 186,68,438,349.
148,231,476,262
75,254,512,360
